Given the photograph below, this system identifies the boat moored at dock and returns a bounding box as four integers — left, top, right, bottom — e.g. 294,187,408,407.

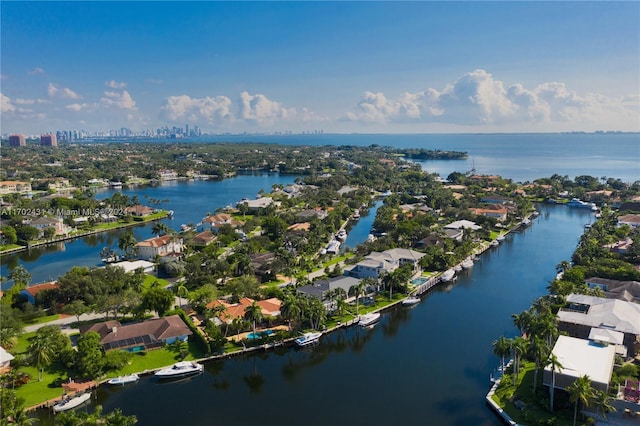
294,332,323,347
52,393,91,413
358,312,381,327
107,374,140,385
154,361,203,378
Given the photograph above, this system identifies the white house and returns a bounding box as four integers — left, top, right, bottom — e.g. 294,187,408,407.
617,214,640,228
344,248,425,280
135,235,183,261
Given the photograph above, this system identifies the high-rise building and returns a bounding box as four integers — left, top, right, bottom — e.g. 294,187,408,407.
9,134,26,147
40,134,58,147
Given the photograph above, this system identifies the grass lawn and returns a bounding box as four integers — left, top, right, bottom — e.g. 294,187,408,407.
0,243,23,252
23,314,60,326
142,274,169,289
15,364,70,407
492,361,577,426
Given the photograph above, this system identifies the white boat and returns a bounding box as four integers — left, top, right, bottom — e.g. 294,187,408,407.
402,296,420,306
454,264,462,272
352,210,360,219
358,312,381,327
567,198,596,209
496,235,506,242
521,218,531,226
440,269,456,282
294,332,322,347
154,361,203,378
336,229,347,241
490,240,499,247
107,374,140,385
53,393,91,413
461,258,474,269
326,239,341,254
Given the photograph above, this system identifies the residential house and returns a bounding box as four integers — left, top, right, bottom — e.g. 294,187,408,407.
79,315,192,352
468,206,509,222
584,190,613,203
444,220,482,231
603,238,634,254
344,248,425,280
557,294,640,356
415,234,446,249
297,276,362,310
0,347,14,374
0,181,32,195
542,335,616,394
29,217,68,237
20,282,59,304
207,297,282,324
158,170,178,181
586,277,640,304
136,235,183,261
617,214,640,228
192,230,216,247
201,213,242,232
125,205,154,217
296,209,328,221
237,197,279,212
443,228,464,241
110,260,155,274
249,252,277,280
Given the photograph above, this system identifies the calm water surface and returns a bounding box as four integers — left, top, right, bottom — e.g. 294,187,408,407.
36,204,593,426
1,174,296,284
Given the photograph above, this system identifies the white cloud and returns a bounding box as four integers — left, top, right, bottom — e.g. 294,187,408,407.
105,80,127,89
345,69,639,130
161,95,233,123
48,83,81,99
1,93,16,113
28,67,45,75
15,98,35,105
101,90,137,110
239,91,296,124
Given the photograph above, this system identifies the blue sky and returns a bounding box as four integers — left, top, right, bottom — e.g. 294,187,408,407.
1,1,638,134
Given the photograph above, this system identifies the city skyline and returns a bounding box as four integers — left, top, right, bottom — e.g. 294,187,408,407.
1,2,639,135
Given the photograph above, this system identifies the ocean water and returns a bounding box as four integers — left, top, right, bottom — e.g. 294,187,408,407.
187,132,640,183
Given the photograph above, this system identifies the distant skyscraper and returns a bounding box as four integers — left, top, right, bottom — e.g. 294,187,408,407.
40,134,58,147
9,134,26,147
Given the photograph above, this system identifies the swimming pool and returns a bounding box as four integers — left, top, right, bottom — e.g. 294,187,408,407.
246,330,275,340
411,277,428,285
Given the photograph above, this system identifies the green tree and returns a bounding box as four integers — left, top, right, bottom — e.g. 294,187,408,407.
8,265,31,289
142,286,174,316
593,389,616,419
349,280,367,316
567,375,594,426
0,388,37,426
117,231,138,260
63,300,89,328
492,336,511,375
75,331,106,379
244,301,263,337
1,225,18,245
547,352,563,411
28,325,70,381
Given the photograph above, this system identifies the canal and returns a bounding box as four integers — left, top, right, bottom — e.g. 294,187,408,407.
1,173,297,285
36,203,594,425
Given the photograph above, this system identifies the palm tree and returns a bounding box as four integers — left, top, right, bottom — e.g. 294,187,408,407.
512,310,532,337
175,282,188,309
593,389,616,419
492,336,511,374
567,375,594,426
529,335,549,395
349,281,367,316
28,334,55,381
281,294,302,330
511,336,527,384
555,260,571,273
547,352,563,411
244,301,263,337
151,222,169,236
118,231,138,260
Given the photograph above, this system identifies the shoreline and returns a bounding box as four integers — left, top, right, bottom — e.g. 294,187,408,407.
0,212,168,257
26,211,535,414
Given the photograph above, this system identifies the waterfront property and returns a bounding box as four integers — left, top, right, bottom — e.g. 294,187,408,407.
110,260,155,274
207,297,282,324
79,315,192,352
542,335,616,393
558,293,640,356
344,248,425,280
297,276,362,310
135,235,183,261
585,277,640,304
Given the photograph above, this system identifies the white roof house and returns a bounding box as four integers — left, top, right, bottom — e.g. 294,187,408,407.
444,220,481,231
0,347,14,372
542,335,616,392
559,294,640,336
110,260,155,274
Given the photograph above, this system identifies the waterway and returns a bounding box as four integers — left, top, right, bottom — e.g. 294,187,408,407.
35,203,594,425
343,200,382,250
1,173,297,285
